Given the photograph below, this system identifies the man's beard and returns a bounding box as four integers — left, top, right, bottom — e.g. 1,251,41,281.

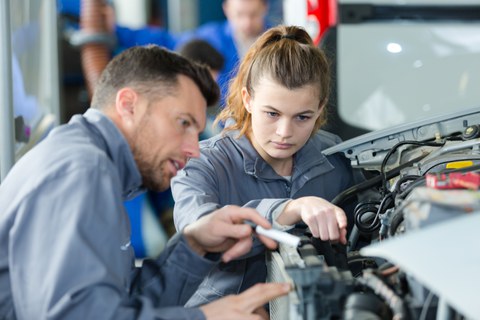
130,113,169,192
134,153,168,192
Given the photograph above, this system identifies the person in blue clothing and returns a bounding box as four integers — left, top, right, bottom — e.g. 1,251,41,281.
0,45,290,319
58,0,176,51
171,25,356,309
176,0,269,105
60,0,268,104
178,39,225,81
179,38,226,139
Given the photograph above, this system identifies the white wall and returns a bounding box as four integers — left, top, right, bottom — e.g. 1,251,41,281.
113,0,150,29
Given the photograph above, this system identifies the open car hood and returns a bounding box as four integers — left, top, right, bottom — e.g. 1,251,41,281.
323,106,480,170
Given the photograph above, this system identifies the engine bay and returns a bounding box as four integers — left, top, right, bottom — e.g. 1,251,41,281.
268,107,480,319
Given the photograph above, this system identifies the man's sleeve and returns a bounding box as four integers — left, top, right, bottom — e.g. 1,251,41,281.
130,233,219,307
9,165,210,319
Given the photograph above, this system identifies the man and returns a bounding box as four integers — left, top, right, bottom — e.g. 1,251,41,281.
0,45,289,319
176,0,269,105
123,40,227,259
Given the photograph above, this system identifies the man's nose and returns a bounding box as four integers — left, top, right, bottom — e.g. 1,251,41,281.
183,136,200,158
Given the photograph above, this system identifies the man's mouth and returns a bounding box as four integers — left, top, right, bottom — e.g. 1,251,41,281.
173,161,180,170
170,159,185,171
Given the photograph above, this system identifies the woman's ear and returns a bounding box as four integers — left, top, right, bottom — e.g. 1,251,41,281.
315,104,325,120
241,87,252,113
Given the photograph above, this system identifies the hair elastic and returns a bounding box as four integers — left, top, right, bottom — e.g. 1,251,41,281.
280,34,296,40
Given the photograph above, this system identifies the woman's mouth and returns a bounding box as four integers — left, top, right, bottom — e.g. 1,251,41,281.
272,142,293,150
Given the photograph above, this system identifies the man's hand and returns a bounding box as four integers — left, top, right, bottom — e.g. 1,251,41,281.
200,282,291,320
183,206,278,262
277,196,348,244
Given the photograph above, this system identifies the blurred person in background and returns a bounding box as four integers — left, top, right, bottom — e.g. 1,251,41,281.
178,39,225,82
178,38,225,139
59,0,270,106
176,0,270,105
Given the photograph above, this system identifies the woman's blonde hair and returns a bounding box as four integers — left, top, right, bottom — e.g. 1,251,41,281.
214,25,330,137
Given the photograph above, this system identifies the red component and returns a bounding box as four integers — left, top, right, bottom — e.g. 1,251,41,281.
426,172,480,190
307,0,337,45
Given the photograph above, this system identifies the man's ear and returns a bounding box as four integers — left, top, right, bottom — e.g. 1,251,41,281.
241,87,252,113
115,88,138,127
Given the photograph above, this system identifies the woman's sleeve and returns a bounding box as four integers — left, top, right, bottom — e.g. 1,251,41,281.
171,155,290,258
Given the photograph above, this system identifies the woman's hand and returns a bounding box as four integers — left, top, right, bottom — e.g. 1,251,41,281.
277,197,347,244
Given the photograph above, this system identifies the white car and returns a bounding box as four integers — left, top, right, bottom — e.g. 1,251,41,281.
269,105,480,320
306,0,480,140
270,2,480,318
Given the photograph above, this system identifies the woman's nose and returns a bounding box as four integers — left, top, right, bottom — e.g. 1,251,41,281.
276,118,293,138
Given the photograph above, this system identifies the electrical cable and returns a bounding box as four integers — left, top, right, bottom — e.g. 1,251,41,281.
355,193,395,234
332,155,427,206
380,140,445,196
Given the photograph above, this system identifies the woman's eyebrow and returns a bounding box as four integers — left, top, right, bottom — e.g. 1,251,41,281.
262,105,316,115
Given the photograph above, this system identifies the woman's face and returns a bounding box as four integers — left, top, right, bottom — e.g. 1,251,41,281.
242,76,322,174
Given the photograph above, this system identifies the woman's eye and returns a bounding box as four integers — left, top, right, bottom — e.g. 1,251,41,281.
266,112,279,118
297,115,311,121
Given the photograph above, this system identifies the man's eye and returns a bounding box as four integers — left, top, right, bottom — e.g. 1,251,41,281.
179,118,191,128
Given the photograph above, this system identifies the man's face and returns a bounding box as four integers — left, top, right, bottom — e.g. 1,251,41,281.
129,75,207,191
223,0,267,41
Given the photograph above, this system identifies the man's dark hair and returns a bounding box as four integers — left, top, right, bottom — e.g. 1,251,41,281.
91,45,219,108
178,39,225,72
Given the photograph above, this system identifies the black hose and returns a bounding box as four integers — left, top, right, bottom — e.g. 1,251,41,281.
358,271,410,320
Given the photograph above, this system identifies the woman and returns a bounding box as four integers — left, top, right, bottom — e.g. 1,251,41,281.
171,25,355,308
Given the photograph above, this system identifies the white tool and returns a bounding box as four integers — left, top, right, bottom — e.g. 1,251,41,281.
245,221,301,247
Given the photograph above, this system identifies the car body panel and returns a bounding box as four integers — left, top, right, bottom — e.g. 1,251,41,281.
325,0,480,139
338,23,480,131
